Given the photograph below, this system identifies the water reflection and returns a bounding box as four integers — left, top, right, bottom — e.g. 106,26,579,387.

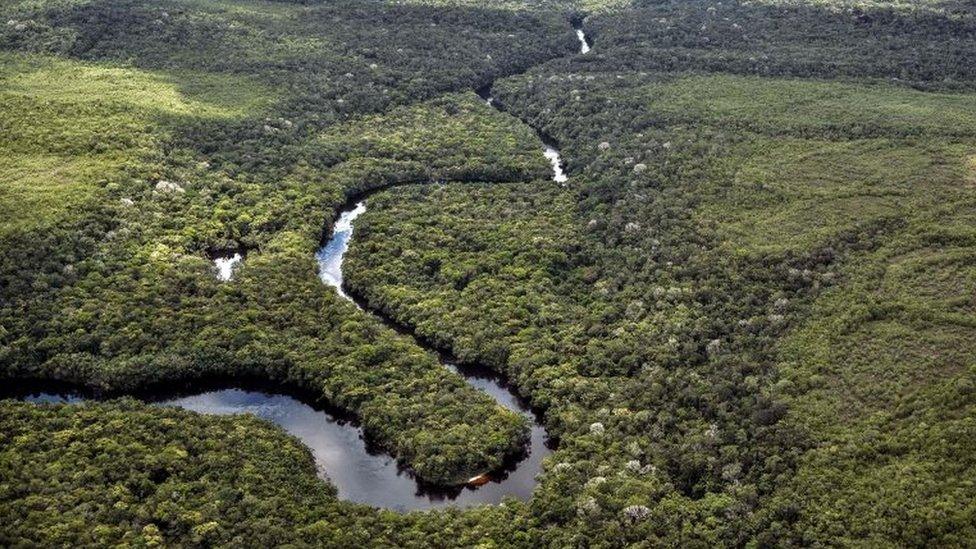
316,201,366,302
9,380,551,511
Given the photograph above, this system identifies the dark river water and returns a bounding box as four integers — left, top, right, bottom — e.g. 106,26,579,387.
9,195,551,512
311,196,553,509
6,18,602,508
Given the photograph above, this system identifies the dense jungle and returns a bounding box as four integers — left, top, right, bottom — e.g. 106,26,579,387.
1,0,975,546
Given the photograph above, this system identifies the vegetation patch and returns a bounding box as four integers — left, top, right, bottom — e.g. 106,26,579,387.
0,52,269,235
701,137,975,255
316,93,550,183
646,75,976,138
2,0,976,545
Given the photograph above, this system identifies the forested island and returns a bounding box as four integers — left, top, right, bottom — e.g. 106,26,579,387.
2,0,976,546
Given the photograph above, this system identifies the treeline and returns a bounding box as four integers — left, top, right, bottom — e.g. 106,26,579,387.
2,0,578,116
585,0,976,90
3,0,976,546
342,0,976,545
0,0,571,488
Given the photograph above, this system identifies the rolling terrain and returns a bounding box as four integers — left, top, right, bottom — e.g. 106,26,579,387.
2,0,975,546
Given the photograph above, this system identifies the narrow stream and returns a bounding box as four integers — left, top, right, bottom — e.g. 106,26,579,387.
543,143,569,183
315,201,366,303
315,195,553,509
475,85,569,184
576,29,591,54
8,19,596,512
571,17,591,55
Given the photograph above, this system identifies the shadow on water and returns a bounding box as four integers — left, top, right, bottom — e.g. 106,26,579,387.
7,17,598,508
4,373,552,511
5,188,556,512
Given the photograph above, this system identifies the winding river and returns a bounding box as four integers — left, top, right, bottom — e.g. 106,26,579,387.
312,194,553,510
15,372,550,511
9,189,554,512
8,18,598,512
475,84,570,185
9,195,553,511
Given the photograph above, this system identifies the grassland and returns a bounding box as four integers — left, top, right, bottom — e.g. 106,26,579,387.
0,52,269,236
646,75,976,137
700,137,975,255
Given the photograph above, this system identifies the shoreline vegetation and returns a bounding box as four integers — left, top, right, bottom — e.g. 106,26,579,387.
2,0,976,546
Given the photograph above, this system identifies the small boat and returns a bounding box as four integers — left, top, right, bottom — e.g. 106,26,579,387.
466,473,491,486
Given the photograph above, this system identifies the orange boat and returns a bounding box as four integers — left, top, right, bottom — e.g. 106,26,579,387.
466,473,491,486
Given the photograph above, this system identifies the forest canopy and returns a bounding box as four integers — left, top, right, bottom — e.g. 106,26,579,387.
2,0,975,546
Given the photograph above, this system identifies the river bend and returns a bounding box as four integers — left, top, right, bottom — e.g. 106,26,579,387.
8,17,601,512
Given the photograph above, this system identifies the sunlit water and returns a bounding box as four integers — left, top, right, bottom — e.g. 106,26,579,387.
213,253,242,281
576,29,591,54
315,201,366,303
543,145,569,184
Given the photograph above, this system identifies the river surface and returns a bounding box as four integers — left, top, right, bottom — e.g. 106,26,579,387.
10,194,551,512
315,201,366,303
576,29,591,54
213,253,242,281
543,144,569,183
9,21,597,511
